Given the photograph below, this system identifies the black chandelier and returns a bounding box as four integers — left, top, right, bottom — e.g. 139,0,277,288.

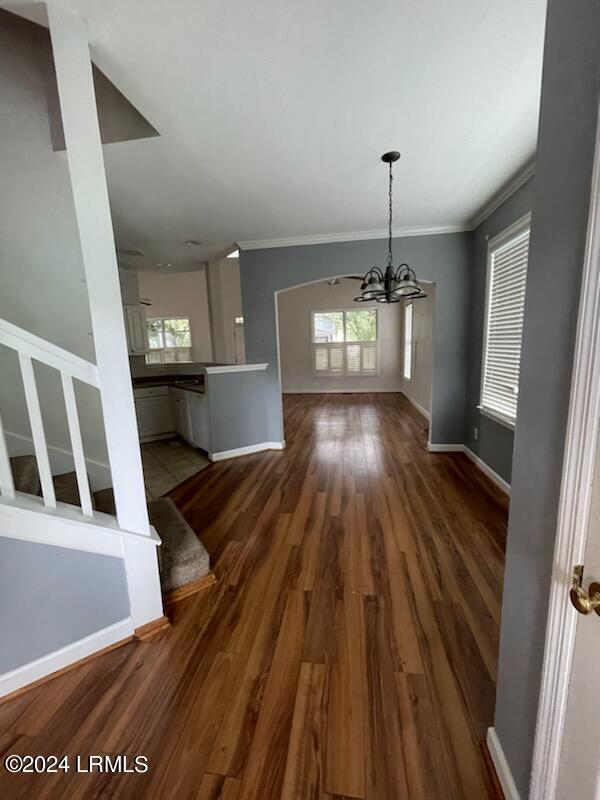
355,152,427,303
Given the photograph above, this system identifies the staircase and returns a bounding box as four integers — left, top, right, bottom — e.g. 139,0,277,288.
9,455,210,596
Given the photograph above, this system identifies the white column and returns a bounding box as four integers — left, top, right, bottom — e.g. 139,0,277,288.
47,5,163,624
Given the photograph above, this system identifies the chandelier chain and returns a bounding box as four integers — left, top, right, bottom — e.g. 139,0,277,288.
387,161,393,268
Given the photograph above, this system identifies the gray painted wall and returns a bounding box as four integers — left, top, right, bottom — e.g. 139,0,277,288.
494,0,600,796
240,233,471,444
465,178,535,483
0,538,130,674
206,370,269,453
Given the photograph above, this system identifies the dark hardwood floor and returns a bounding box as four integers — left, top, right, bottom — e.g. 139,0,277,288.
0,393,507,799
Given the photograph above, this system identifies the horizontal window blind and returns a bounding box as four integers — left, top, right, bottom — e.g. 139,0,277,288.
145,347,193,364
481,223,530,424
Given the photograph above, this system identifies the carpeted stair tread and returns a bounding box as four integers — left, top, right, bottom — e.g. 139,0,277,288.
93,487,116,515
53,471,83,507
92,488,210,594
149,497,210,594
9,457,86,507
10,455,41,496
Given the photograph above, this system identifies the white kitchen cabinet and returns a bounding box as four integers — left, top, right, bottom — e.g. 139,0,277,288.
170,389,193,444
190,393,210,452
134,387,175,439
124,305,148,355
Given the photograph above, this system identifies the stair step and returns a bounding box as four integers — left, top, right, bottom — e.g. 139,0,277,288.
93,487,115,516
10,455,41,496
150,497,210,593
53,471,83,507
9,456,90,509
93,487,210,593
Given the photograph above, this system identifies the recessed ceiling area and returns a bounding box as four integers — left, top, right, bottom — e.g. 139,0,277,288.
11,0,547,270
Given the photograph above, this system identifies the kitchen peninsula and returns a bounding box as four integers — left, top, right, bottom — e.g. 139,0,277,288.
132,363,281,461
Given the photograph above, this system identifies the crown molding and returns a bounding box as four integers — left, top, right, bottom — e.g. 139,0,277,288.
238,223,470,251
469,161,536,230
237,161,536,252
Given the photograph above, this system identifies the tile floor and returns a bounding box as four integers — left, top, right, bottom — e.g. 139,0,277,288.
141,437,210,500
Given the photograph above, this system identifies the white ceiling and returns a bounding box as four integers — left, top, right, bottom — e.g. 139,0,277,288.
13,0,547,271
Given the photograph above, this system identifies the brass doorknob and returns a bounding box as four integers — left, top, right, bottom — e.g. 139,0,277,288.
569,565,600,616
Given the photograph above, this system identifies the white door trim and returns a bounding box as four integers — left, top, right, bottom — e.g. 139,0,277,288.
530,101,600,800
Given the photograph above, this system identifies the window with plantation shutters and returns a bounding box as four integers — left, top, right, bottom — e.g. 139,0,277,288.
311,309,378,377
480,214,531,426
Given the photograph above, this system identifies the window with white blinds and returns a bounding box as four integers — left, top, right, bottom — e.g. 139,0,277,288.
311,309,378,377
145,317,193,365
480,215,531,426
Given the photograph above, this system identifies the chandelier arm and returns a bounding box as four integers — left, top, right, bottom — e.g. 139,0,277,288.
363,266,384,283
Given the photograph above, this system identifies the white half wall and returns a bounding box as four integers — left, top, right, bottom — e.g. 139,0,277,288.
277,278,404,393
137,269,213,362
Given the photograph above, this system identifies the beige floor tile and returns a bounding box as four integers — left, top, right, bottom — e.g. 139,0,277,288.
168,464,200,482
142,459,168,478
140,437,210,497
145,474,179,497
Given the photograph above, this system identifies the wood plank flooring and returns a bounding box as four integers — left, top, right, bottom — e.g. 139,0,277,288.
0,393,508,799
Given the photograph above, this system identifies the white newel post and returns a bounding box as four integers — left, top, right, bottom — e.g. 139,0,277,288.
47,4,163,627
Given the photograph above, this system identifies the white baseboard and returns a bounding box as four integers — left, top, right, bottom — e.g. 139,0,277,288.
427,442,464,452
426,443,511,495
0,617,134,699
210,441,285,461
401,392,431,420
487,728,521,800
6,430,111,490
463,446,511,495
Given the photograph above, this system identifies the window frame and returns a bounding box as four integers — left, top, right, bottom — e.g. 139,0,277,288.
479,212,531,429
403,302,413,381
309,308,379,378
145,316,193,365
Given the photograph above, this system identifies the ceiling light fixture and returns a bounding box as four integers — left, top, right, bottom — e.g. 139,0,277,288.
155,262,173,268
355,152,427,304
185,240,202,246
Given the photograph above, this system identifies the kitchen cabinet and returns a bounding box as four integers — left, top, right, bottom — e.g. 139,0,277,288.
190,393,210,452
134,386,175,439
124,305,148,355
170,388,194,444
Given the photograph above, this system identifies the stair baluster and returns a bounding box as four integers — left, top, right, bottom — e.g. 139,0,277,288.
60,373,93,517
0,410,15,499
18,353,56,509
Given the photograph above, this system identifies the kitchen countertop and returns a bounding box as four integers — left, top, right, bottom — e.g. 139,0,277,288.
133,374,205,394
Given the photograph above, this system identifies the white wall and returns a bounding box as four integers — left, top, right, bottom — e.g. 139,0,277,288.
0,10,107,467
137,269,213,362
207,258,243,364
277,279,404,393
119,267,141,305
401,285,435,417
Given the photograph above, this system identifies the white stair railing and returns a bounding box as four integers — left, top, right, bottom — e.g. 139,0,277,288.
0,318,100,518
